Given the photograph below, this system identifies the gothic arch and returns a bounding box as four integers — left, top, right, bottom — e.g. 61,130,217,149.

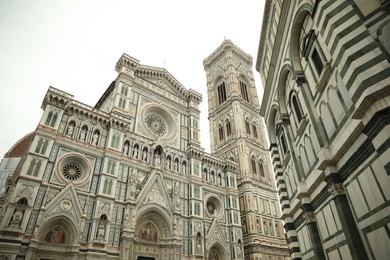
37,216,79,246
208,242,227,260
135,207,173,241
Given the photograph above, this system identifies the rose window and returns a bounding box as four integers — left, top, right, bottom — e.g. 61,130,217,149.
56,153,92,187
207,201,216,215
145,114,167,137
62,162,82,181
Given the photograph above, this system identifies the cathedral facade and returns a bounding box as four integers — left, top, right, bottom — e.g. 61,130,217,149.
257,0,390,259
0,42,288,260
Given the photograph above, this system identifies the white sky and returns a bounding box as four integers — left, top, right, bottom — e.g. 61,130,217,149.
0,0,264,158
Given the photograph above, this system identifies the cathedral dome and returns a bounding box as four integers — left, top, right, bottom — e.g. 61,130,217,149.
4,132,34,158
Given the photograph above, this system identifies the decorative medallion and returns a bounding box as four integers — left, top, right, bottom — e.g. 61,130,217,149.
60,199,72,212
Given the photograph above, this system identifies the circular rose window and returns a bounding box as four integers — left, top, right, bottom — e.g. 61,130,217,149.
205,196,223,219
141,104,176,140
62,162,82,181
56,154,91,187
145,114,167,137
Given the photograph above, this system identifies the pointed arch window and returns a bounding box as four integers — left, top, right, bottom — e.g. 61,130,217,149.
27,159,41,176
35,138,48,155
217,82,227,105
240,81,249,102
45,111,58,127
226,120,232,137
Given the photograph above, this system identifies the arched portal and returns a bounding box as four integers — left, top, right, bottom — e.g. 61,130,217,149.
29,216,80,259
208,243,227,260
132,208,175,260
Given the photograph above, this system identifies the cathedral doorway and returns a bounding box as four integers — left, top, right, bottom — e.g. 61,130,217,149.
132,208,174,260
208,243,226,260
28,217,80,260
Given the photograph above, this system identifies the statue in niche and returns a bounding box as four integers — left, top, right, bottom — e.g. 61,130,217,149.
10,210,23,226
97,222,105,239
66,122,74,136
123,142,129,155
154,153,161,165
92,131,99,145
133,146,138,158
142,149,148,161
79,127,87,141
175,160,179,171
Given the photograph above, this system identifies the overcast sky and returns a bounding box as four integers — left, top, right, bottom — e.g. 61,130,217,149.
0,0,264,158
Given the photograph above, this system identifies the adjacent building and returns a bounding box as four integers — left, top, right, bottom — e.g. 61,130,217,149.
0,41,288,259
257,1,390,259
204,40,289,259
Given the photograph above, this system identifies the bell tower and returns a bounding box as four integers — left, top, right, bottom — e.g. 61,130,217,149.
203,40,290,259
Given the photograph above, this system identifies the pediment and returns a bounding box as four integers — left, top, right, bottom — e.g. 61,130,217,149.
134,65,190,101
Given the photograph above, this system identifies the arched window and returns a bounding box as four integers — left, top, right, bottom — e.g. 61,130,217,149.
217,82,227,105
251,157,257,174
218,125,224,142
226,120,232,137
240,81,249,102
291,95,303,123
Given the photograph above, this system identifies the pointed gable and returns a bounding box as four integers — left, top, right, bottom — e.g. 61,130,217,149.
43,184,84,224
207,218,227,245
136,172,173,215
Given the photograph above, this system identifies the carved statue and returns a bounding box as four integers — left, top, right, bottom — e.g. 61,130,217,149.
10,210,23,226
